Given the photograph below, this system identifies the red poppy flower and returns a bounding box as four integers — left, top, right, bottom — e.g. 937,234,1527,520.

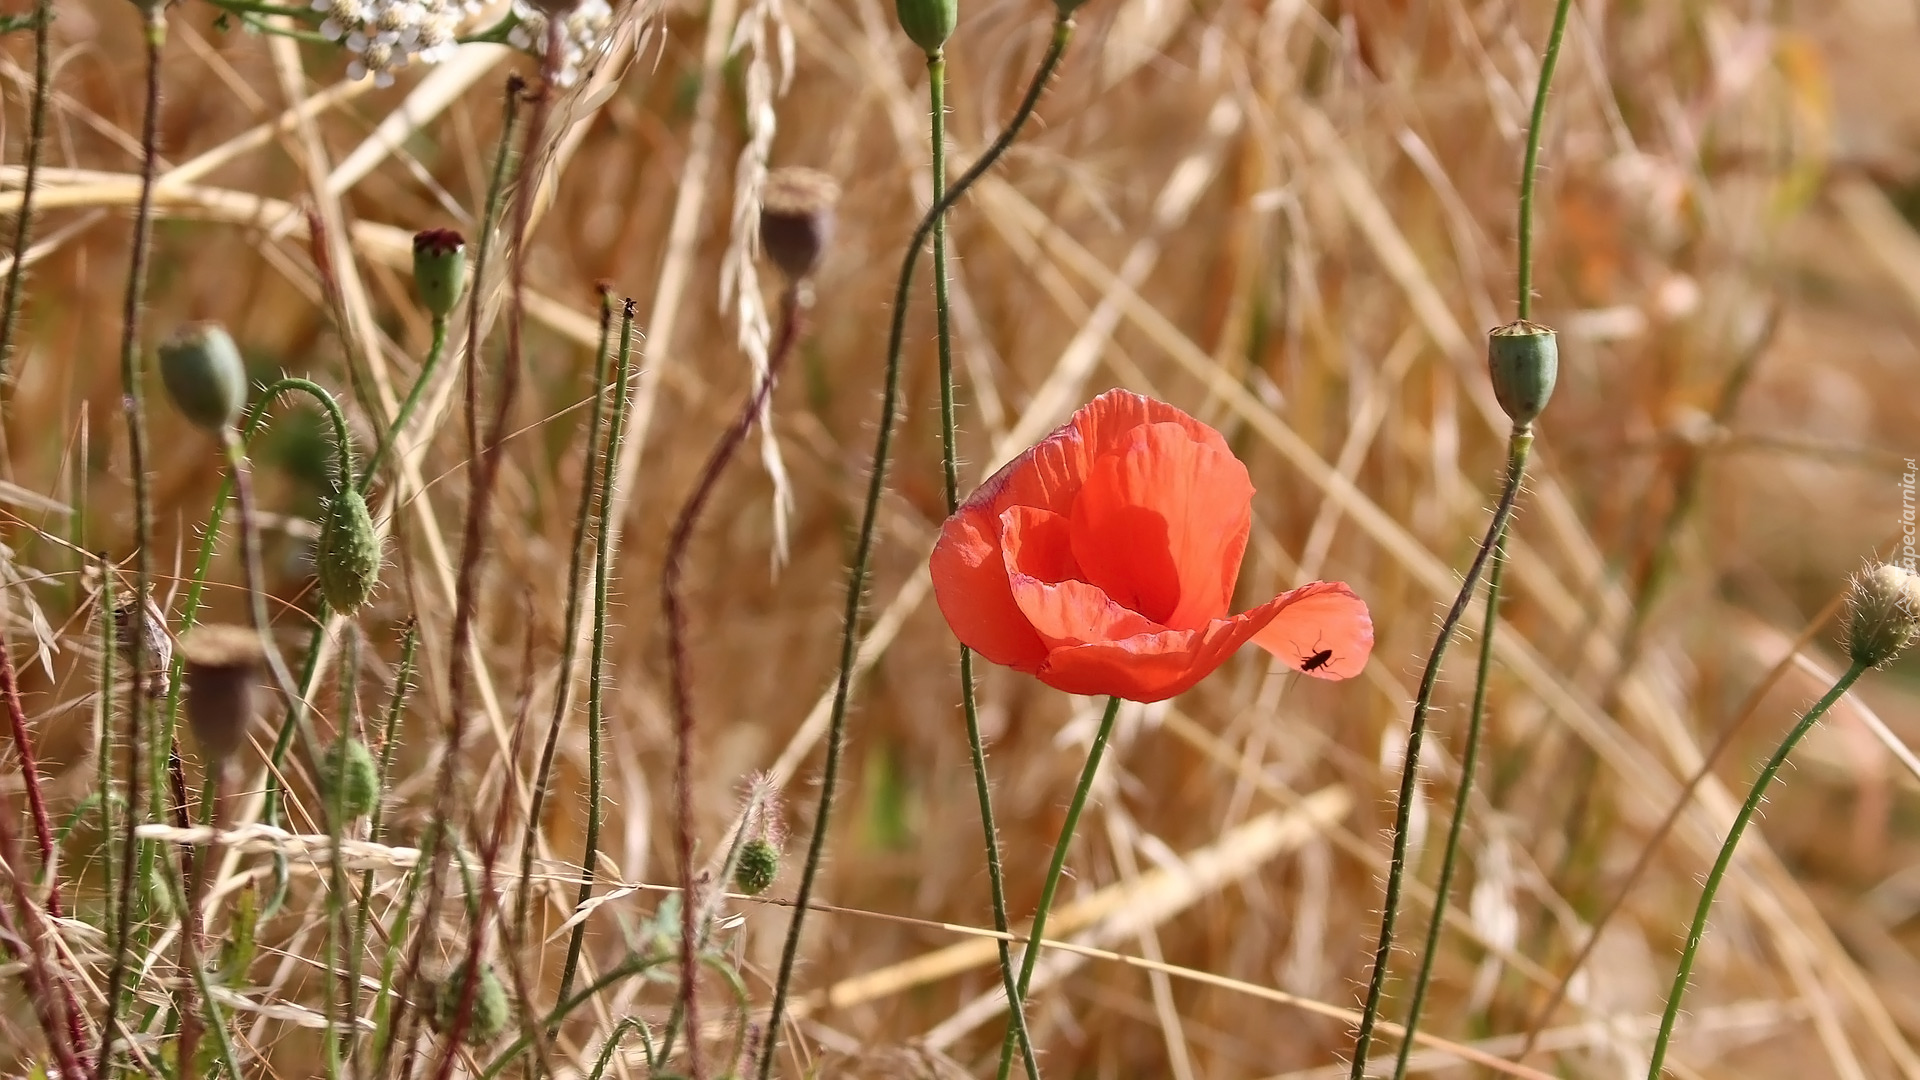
930,390,1373,703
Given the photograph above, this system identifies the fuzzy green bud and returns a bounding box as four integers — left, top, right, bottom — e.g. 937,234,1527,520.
411,229,468,319
733,837,781,896
316,488,381,614
431,961,510,1045
158,322,250,434
1846,564,1920,668
894,0,955,54
320,737,380,819
1486,320,1558,429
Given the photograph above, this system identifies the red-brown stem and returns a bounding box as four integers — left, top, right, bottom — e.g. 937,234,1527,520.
662,285,805,1079
0,837,84,1078
395,36,554,1080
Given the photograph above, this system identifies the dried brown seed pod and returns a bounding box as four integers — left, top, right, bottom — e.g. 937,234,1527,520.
112,592,172,697
178,625,268,767
759,167,841,285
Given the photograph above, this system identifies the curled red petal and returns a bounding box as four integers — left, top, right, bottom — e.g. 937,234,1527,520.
930,509,1049,673
1249,580,1375,680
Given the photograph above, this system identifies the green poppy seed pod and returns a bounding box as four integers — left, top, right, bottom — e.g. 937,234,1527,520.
316,488,381,614
320,737,380,819
732,837,781,896
1846,564,1920,668
894,0,955,54
158,322,250,434
411,229,468,319
759,168,841,285
431,961,510,1045
1486,320,1558,429
179,624,268,768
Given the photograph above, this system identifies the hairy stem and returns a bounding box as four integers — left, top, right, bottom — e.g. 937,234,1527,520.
1514,0,1573,323
0,0,53,393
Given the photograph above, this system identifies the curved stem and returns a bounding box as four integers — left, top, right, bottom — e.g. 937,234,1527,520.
0,0,53,389
924,47,1040,1080
754,23,1074,1076
554,300,638,1015
660,288,803,1079
1391,523,1511,1079
994,696,1122,1080
99,10,166,1072
360,315,448,489
1514,0,1574,323
1348,432,1533,1078
1644,664,1868,1077
478,952,671,1079
518,291,618,947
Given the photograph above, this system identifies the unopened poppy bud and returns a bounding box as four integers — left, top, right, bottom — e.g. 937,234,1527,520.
759,168,840,285
431,961,510,1044
320,737,380,819
732,837,780,896
112,592,172,697
316,489,381,614
179,624,268,767
1486,320,1558,428
1846,563,1920,668
894,0,955,55
411,229,468,319
158,322,250,434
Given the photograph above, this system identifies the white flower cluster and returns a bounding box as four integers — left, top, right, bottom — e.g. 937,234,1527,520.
507,0,615,87
314,0,472,87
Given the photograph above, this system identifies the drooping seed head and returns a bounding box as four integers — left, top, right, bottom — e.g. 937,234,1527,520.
1486,320,1558,429
179,624,269,767
158,322,250,435
758,167,840,285
411,228,468,318
315,488,382,614
1846,563,1920,668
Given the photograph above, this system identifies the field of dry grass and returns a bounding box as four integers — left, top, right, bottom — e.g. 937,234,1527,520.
4,0,1920,1075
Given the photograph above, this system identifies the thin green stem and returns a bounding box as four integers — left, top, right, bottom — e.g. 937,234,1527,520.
0,0,53,391
1646,664,1868,1076
926,47,1039,1080
588,1018,655,1078
99,10,166,1073
206,0,322,19
994,696,1122,1080
360,316,448,489
555,300,637,1016
354,621,418,1079
518,292,618,951
371,826,435,1072
325,632,360,1080
1514,0,1574,323
754,23,1074,1076
1347,432,1533,1079
1391,523,1511,1079
479,953,670,1080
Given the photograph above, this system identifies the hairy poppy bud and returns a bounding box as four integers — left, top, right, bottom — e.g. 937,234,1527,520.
179,624,268,767
113,592,172,697
320,737,380,819
158,322,250,434
1486,320,1558,429
1846,564,1920,668
732,837,780,896
759,168,840,285
411,229,468,319
893,0,955,54
316,488,381,614
431,961,510,1044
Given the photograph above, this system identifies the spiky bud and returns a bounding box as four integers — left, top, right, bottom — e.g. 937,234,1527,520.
759,168,840,285
411,229,468,319
158,323,250,434
1486,320,1558,429
179,624,268,767
315,488,381,614
1846,564,1920,668
894,0,955,56
732,837,780,896
320,737,380,819
431,961,510,1045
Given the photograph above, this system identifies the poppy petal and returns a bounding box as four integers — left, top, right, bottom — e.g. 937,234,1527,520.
1003,507,1162,649
930,509,1049,673
1034,607,1268,703
1249,580,1375,680
1068,423,1254,629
